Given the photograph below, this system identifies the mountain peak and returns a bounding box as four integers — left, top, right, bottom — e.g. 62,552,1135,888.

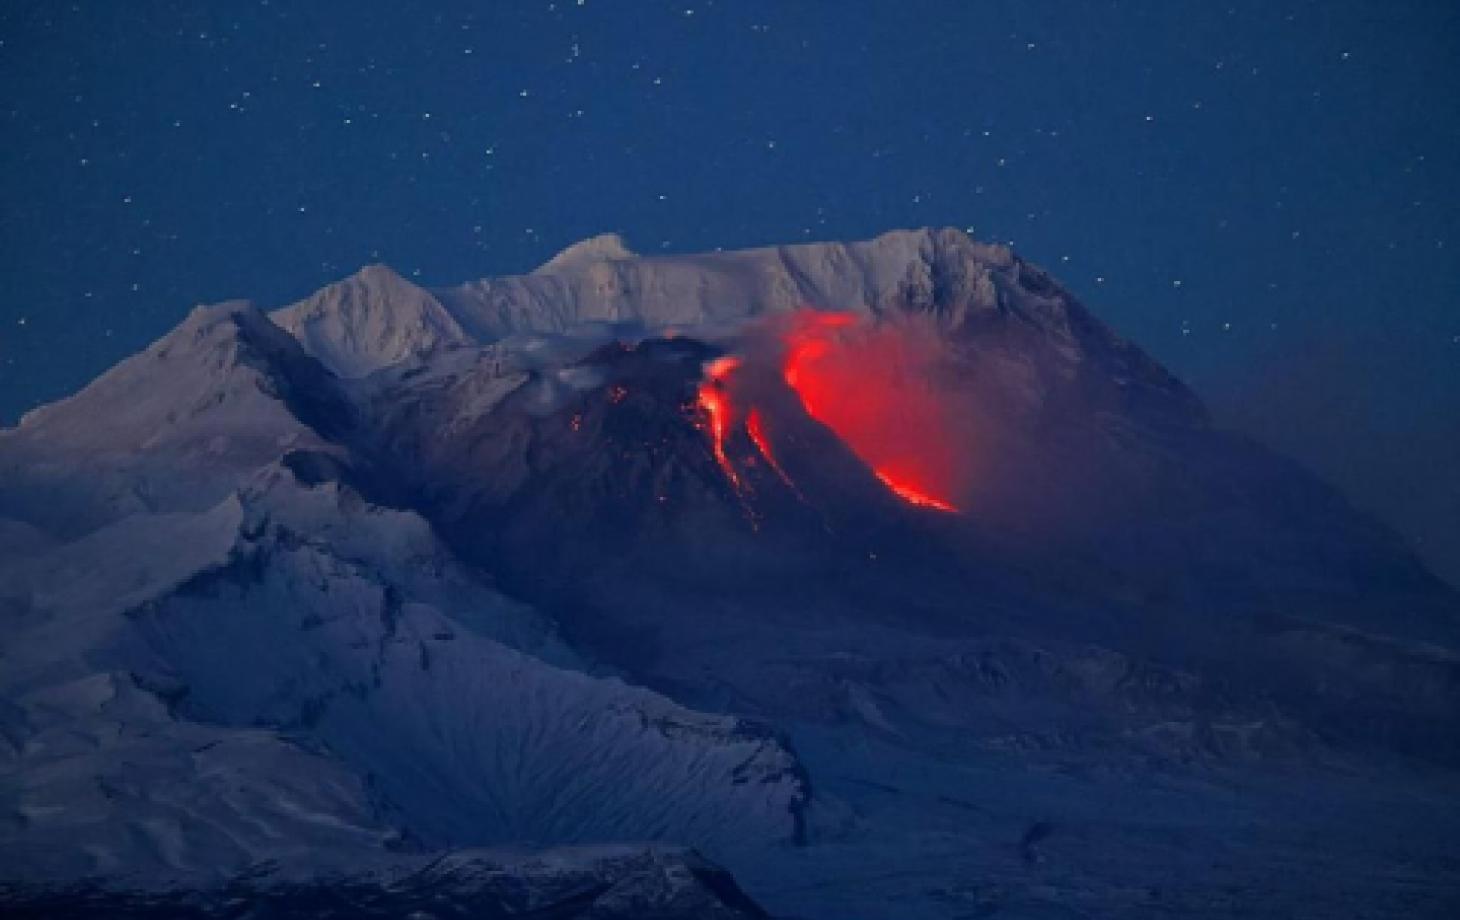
534,233,637,274
272,264,468,378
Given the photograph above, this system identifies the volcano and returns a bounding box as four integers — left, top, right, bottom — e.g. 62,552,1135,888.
2,228,1458,918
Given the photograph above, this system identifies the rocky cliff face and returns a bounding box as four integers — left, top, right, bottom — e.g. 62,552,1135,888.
2,228,1457,918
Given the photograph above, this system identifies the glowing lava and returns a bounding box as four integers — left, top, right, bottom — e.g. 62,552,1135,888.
780,311,961,513
692,311,965,514
874,471,959,512
697,355,743,488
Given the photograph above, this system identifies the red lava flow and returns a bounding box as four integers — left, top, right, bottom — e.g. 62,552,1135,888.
692,310,963,513
696,355,743,488
779,311,960,512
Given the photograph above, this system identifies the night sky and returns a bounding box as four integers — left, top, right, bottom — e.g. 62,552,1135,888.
1,1,1457,580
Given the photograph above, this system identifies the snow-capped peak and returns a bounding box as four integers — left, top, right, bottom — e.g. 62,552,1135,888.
534,232,638,275
271,263,469,378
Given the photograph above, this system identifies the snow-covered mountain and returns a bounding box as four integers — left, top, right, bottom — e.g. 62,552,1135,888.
2,228,1457,917
274,264,471,379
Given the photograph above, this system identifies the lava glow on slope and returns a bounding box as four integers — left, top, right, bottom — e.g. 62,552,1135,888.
873,470,958,513
781,311,960,512
697,355,743,488
694,310,963,513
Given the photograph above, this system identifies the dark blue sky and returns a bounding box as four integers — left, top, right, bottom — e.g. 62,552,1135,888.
1,0,1456,578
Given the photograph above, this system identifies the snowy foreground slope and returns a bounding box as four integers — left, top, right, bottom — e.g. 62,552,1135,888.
2,228,1458,917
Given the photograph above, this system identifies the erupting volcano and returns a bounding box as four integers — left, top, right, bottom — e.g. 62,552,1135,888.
5,226,1458,920
695,310,964,513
